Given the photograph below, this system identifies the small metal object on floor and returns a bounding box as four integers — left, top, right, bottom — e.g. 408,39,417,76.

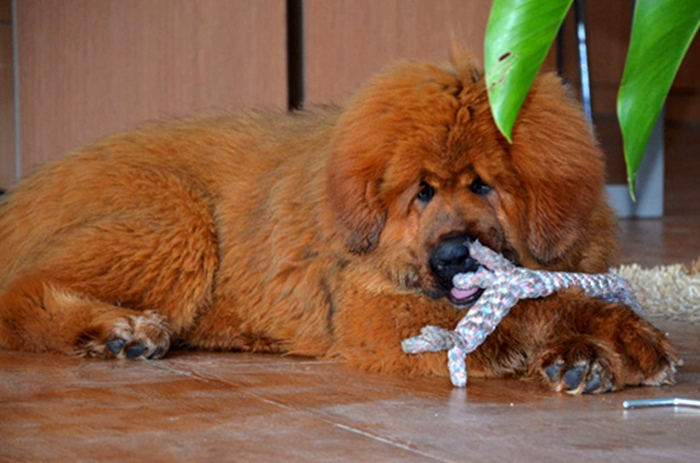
623,398,700,409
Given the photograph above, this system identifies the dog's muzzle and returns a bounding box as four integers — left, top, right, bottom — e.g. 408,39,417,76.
428,235,484,307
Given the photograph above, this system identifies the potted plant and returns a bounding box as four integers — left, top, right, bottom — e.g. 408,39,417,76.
484,0,700,198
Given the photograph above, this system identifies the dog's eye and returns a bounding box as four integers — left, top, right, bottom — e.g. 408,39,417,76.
470,177,493,196
416,181,435,203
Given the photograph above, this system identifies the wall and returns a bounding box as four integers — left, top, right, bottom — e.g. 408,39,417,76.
14,0,287,177
2,0,496,185
1,0,698,189
558,1,700,183
304,0,492,105
0,0,13,190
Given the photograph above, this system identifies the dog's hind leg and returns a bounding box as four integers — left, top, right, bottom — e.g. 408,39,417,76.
0,178,220,359
0,273,171,358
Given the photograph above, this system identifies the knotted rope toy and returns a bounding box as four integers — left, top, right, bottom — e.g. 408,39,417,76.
401,240,645,387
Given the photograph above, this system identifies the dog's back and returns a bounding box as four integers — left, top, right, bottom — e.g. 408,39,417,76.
0,110,338,357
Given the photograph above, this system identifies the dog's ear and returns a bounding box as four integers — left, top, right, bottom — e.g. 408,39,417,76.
326,114,388,254
523,179,598,266
326,60,464,254
509,73,607,266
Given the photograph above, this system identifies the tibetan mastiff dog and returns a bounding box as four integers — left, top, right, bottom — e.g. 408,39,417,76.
0,53,679,394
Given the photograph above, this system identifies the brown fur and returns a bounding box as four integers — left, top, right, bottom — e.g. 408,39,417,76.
0,55,679,393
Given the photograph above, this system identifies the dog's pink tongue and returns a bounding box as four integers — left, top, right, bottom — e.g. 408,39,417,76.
451,287,478,301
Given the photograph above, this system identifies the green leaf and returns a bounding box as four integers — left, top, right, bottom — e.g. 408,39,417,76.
618,0,700,199
484,0,573,142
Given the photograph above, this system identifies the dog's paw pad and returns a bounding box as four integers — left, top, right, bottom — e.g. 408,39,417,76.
583,373,603,393
84,310,171,360
125,344,147,359
106,339,126,355
541,358,613,395
545,362,561,382
562,365,583,390
103,339,151,359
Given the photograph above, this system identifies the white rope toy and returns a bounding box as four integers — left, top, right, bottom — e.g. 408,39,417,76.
401,240,645,387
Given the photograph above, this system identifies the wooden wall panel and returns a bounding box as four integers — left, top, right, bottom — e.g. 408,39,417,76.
559,1,700,183
556,1,700,117
557,5,633,184
0,7,14,190
304,0,493,105
16,0,287,176
554,1,700,123
674,32,700,89
0,0,9,22
667,36,700,123
9,0,698,188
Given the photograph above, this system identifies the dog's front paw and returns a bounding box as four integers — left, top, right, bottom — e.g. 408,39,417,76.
539,337,618,394
80,310,171,360
537,325,681,394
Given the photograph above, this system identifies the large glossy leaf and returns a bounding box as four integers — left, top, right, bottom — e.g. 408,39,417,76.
484,0,573,141
618,0,700,199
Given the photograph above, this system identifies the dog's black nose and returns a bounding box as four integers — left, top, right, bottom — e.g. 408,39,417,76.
429,235,479,288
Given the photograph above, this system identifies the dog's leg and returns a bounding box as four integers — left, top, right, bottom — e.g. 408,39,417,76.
0,186,219,358
329,287,679,393
0,273,170,358
327,290,465,376
468,292,681,393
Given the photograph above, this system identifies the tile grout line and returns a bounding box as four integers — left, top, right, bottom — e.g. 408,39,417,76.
148,360,455,462
332,423,459,463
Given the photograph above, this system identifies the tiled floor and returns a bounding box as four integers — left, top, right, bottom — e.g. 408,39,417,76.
1,124,699,462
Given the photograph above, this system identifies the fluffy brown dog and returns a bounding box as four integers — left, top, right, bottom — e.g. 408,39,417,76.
0,55,680,394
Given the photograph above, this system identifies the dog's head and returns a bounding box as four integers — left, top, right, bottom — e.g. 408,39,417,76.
326,56,611,306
